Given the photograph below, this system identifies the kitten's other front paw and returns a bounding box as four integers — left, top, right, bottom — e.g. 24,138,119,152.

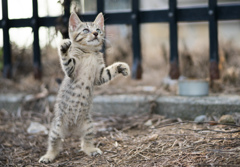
83,147,103,157
117,63,130,76
60,39,71,54
39,154,56,164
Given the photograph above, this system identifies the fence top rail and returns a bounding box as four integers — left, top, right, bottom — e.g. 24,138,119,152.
0,3,240,28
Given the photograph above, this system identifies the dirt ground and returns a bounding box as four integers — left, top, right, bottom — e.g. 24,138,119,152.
1,102,240,167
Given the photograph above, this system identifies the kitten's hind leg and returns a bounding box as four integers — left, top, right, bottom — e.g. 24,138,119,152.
39,125,62,163
81,116,102,156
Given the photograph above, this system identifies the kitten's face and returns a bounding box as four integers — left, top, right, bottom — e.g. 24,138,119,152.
69,12,105,52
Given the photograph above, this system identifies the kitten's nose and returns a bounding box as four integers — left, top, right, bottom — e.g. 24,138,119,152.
93,32,98,37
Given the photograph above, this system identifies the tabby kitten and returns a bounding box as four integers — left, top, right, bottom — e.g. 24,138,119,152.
39,12,130,163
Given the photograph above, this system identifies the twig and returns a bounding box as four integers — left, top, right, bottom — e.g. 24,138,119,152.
207,149,240,153
179,128,240,134
210,137,240,140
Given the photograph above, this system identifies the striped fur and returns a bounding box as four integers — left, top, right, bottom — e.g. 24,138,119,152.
39,12,130,164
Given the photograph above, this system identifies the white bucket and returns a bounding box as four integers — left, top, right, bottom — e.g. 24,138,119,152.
178,80,209,96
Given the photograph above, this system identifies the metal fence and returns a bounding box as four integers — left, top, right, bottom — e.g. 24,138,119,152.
1,0,240,80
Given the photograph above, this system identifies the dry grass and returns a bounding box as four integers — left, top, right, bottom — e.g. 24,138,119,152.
1,97,240,167
1,37,240,96
1,28,240,95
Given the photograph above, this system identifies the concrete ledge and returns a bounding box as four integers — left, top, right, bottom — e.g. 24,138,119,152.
155,95,240,119
0,93,25,112
93,95,240,119
1,94,240,120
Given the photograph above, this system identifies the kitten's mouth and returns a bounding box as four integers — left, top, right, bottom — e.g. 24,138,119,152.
88,38,99,42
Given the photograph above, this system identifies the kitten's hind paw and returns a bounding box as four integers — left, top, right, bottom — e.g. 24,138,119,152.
83,147,103,157
60,39,71,54
39,154,55,164
117,63,130,77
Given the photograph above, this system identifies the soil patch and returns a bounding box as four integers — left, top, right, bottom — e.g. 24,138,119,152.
1,106,240,166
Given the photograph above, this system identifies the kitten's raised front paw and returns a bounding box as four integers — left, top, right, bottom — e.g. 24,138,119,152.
39,154,55,164
83,147,103,157
60,39,71,54
117,63,130,76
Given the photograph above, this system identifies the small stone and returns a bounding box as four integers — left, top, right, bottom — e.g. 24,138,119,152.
219,115,235,124
194,115,207,123
114,141,119,147
144,120,153,126
27,122,48,135
148,134,158,141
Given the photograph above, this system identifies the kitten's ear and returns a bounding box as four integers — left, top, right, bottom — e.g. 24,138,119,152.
94,12,104,30
69,12,82,31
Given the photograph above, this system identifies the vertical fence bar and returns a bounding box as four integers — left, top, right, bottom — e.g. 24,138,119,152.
169,0,180,79
62,0,71,39
2,0,11,78
131,0,142,79
97,0,106,62
208,0,219,80
97,0,104,13
32,0,41,79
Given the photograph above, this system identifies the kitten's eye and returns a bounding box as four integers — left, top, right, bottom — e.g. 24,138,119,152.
96,29,101,33
83,29,89,34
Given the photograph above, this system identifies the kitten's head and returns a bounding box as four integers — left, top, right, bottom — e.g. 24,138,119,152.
68,12,105,52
